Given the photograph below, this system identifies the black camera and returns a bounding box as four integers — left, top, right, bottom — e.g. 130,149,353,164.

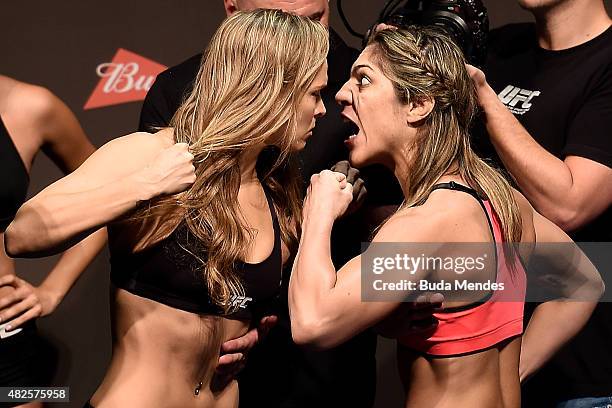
339,0,489,66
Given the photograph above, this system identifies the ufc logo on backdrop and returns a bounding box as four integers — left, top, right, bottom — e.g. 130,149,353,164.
84,48,167,110
498,85,541,115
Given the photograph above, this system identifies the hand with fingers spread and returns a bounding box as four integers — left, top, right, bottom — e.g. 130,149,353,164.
211,315,278,390
0,274,62,331
373,292,444,339
136,142,197,199
305,169,354,222
330,160,367,216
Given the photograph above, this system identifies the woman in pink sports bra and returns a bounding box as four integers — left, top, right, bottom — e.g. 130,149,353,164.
288,26,604,408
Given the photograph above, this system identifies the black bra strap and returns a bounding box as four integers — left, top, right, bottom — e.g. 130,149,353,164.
430,181,496,242
431,181,483,201
261,187,283,287
262,187,281,241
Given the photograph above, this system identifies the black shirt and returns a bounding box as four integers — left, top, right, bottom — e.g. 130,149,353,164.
476,23,612,242
138,29,387,408
476,23,612,404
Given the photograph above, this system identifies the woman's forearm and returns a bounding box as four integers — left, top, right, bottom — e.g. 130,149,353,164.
289,214,337,343
5,174,152,257
520,300,597,382
5,135,195,257
289,171,397,348
479,86,574,209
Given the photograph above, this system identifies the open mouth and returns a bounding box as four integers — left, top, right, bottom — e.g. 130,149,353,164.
346,121,360,139
342,114,361,141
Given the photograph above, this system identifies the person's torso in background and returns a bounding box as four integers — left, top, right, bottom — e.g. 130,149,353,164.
474,23,612,242
474,23,612,406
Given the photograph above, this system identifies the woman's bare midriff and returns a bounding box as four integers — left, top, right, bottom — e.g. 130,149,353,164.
398,337,521,408
91,164,282,407
91,288,249,408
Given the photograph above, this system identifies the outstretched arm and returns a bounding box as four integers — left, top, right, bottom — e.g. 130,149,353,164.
5,132,195,257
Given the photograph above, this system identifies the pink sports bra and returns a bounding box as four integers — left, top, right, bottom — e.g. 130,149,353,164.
399,182,527,356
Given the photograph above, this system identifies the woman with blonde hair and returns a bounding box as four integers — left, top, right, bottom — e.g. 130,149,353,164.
289,26,603,407
6,9,328,407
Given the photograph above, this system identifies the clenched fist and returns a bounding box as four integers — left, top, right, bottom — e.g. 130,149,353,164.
304,170,354,222
137,142,196,199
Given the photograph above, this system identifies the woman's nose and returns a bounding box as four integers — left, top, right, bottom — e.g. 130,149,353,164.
335,80,352,107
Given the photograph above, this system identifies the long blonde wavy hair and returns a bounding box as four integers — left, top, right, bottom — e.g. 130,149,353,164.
368,27,522,248
141,9,329,312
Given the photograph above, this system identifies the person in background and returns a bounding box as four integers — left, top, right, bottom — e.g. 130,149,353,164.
469,0,612,406
0,75,106,408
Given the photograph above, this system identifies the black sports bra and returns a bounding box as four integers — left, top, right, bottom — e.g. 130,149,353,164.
0,116,29,232
109,188,282,320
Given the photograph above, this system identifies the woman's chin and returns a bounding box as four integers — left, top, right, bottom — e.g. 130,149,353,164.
291,139,307,152
348,150,368,168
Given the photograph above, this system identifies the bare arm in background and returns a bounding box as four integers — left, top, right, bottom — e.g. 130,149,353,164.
519,206,604,382
0,80,105,329
467,65,612,232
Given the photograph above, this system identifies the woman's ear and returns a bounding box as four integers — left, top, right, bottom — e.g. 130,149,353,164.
224,0,239,16
406,97,435,124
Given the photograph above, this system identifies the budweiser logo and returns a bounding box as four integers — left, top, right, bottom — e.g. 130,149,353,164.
84,48,167,110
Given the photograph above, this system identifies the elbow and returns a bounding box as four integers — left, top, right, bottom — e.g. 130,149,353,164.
291,316,336,350
593,276,605,301
4,217,52,258
580,270,605,303
543,206,584,233
4,222,26,257
555,213,583,233
3,205,65,257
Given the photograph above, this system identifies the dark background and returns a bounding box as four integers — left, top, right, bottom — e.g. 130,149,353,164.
1,1,610,406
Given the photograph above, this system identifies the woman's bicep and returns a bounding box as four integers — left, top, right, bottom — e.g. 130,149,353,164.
325,256,401,345
35,133,153,198
330,213,446,332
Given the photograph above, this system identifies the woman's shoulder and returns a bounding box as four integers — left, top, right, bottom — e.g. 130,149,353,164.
373,191,489,243
2,78,63,123
373,205,451,243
